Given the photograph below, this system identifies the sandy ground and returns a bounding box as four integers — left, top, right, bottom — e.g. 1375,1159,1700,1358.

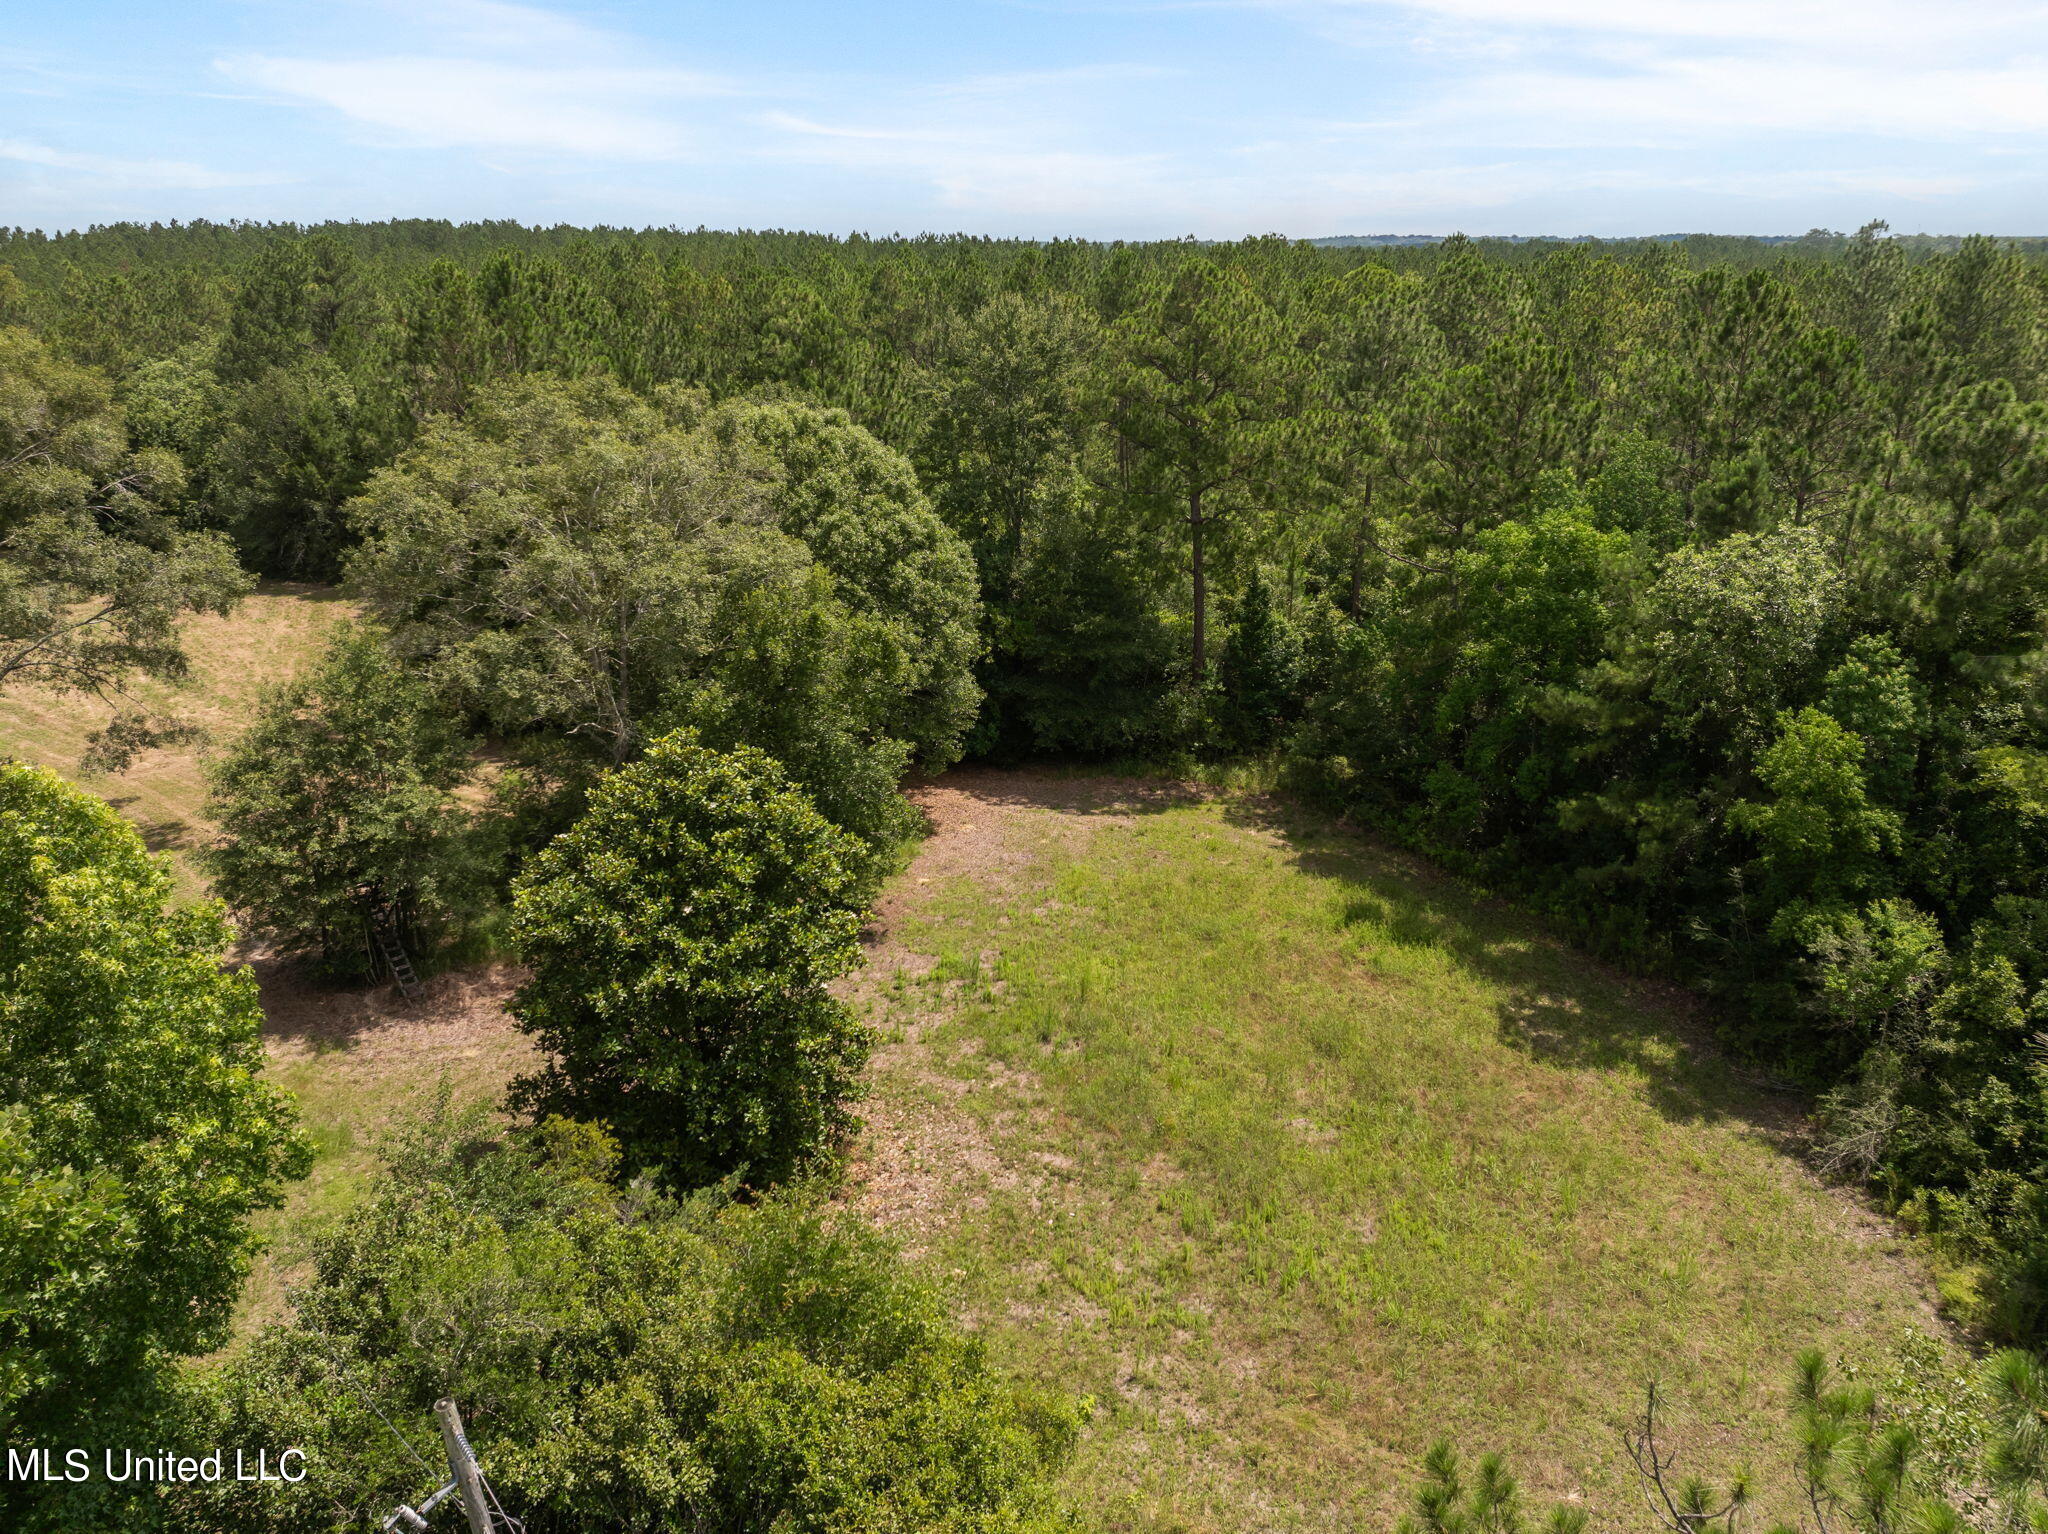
840,770,1210,1253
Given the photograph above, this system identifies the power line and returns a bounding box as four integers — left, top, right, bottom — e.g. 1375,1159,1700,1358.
314,1336,441,1484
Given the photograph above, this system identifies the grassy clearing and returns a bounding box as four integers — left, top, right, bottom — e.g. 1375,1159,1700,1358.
860,775,1949,1533
0,582,351,896
1,591,1954,1515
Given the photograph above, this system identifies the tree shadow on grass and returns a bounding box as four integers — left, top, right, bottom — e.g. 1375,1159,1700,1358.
912,763,1212,822
902,766,1802,1142
1200,791,1810,1146
248,948,527,1055
101,794,199,854
254,579,351,603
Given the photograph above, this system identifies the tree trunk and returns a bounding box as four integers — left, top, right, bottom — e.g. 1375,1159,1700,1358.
1190,488,1207,680
1350,518,1366,617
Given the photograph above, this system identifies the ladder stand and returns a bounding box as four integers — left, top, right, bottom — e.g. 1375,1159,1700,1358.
369,905,423,1000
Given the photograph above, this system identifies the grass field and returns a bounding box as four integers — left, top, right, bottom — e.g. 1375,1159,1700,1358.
851,772,1951,1533
1,598,1957,1524
0,582,351,896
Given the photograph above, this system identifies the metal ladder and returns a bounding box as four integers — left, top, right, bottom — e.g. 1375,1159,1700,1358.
371,910,423,1000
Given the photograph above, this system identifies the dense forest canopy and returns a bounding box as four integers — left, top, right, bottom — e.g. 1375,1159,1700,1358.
5,214,2048,1366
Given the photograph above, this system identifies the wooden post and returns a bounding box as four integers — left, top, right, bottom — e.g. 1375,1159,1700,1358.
434,1398,493,1534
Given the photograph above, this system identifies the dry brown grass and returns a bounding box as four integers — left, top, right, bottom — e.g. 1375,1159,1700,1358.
0,582,353,896
0,585,535,1346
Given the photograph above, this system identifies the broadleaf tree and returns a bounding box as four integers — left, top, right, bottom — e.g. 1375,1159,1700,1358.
0,763,309,1503
0,327,250,769
508,731,870,1188
202,624,475,972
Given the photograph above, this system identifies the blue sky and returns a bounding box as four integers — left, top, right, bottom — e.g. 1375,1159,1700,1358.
6,0,2048,238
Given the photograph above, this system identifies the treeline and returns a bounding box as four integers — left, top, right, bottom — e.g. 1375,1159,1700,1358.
4,220,2047,1351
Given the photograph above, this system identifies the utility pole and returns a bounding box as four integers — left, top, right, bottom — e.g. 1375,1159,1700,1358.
435,1398,494,1534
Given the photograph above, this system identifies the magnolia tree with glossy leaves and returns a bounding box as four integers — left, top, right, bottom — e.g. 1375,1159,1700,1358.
508,731,870,1189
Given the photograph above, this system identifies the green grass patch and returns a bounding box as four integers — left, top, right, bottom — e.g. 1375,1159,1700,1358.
871,784,1949,1532
229,974,536,1343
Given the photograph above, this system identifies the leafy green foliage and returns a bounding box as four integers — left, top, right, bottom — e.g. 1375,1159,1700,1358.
1212,570,1301,752
979,481,1181,757
202,625,475,970
508,732,870,1188
9,218,2048,1339
713,396,983,767
0,327,249,766
648,571,921,891
1732,710,1901,917
345,375,935,883
346,375,785,766
0,764,308,1474
206,358,385,580
919,290,1100,604
177,1109,1083,1534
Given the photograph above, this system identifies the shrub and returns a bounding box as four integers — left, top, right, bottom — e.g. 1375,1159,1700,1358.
176,1109,1084,1534
509,731,870,1187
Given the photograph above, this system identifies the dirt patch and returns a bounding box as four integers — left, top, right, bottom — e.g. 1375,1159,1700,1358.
846,769,1186,1243
843,768,1355,1250
846,1086,1020,1259
256,956,535,1077
867,768,1218,939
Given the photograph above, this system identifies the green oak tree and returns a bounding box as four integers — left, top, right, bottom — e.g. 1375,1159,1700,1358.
202,625,475,973
0,326,250,768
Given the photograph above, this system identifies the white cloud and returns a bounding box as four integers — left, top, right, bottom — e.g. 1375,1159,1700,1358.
0,138,279,189
924,62,1179,98
216,0,742,161
758,110,1176,219
1324,0,2048,50
1272,0,2048,150
220,54,731,158
398,0,621,57
1456,57,2048,141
